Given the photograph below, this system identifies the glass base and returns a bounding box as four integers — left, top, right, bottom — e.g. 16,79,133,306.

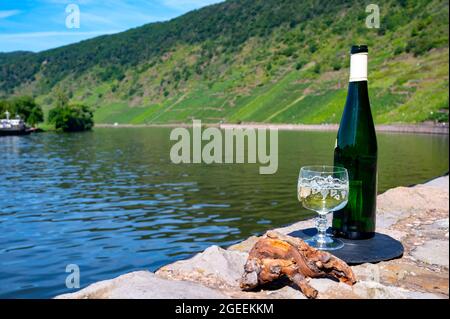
305,234,344,251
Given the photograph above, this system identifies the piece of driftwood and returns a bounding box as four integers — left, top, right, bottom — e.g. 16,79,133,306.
240,231,356,298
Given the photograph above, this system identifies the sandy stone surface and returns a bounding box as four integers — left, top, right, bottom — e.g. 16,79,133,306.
57,176,449,299
56,271,229,299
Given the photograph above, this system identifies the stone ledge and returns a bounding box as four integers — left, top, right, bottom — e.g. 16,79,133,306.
56,176,449,299
56,271,229,299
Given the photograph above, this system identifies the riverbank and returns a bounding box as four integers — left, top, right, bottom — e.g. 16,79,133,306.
95,122,449,135
57,175,449,299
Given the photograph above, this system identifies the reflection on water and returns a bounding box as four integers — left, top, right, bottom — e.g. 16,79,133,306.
0,128,448,298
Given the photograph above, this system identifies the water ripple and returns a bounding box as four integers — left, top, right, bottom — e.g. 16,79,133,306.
0,129,447,298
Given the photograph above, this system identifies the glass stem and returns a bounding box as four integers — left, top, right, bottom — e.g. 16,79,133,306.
316,213,328,244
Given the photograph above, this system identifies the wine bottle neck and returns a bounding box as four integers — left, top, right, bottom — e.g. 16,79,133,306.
349,52,368,82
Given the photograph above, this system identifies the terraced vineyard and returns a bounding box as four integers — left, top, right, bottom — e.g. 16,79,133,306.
1,0,448,125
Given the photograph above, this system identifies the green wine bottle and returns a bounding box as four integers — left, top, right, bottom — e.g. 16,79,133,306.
332,45,378,240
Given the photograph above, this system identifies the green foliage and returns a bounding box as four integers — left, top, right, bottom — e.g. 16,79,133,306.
313,63,321,74
0,96,44,126
331,59,342,71
281,46,296,57
0,100,10,117
309,43,318,53
0,0,448,125
98,66,125,82
26,105,44,127
428,111,449,123
406,35,435,56
394,46,404,55
0,0,364,94
295,58,307,70
48,104,94,132
55,88,69,108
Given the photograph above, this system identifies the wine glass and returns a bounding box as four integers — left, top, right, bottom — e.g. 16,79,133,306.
297,166,349,250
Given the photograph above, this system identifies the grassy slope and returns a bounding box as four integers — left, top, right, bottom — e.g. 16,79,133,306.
90,48,448,125
7,0,450,125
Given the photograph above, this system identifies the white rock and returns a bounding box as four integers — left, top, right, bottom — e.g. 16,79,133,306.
423,176,449,189
411,240,449,268
353,281,443,299
56,271,229,299
157,245,248,288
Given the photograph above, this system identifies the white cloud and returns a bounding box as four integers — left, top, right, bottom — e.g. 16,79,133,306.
0,10,21,19
80,11,165,28
81,12,115,25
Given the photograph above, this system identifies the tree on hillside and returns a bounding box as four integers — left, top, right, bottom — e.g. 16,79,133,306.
55,88,69,108
48,103,94,132
0,99,11,115
27,107,45,127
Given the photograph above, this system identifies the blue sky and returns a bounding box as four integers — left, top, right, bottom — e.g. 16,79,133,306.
0,0,224,52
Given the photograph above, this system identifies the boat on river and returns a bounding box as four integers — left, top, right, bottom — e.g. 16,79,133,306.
0,111,32,136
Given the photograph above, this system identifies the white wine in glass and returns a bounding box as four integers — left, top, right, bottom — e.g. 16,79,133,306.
298,166,349,250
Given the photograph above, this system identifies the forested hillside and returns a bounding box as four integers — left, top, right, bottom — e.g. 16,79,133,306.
0,0,448,124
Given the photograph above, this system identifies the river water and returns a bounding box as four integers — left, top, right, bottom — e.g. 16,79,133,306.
0,128,448,298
